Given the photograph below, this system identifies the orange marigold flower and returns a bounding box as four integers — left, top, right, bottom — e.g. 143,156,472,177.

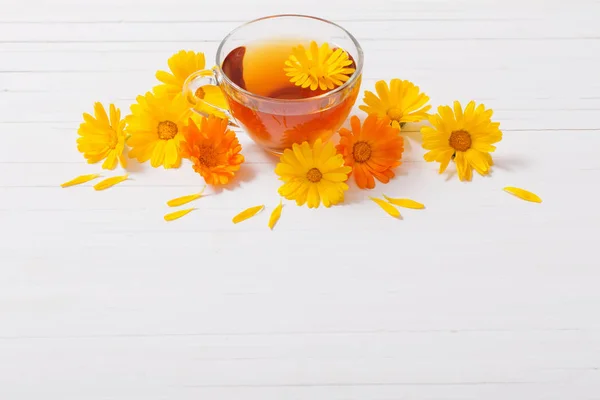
180,115,244,185
336,115,404,189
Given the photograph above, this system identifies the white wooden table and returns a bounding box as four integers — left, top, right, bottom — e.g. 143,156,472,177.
2,0,600,398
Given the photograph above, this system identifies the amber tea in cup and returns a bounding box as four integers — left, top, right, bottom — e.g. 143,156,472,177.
183,15,363,155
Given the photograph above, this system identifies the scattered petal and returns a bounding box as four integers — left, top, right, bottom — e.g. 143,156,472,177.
61,174,100,188
232,205,264,224
504,187,542,203
382,195,425,209
370,197,401,218
167,186,206,207
268,200,283,230
93,174,129,191
164,208,195,221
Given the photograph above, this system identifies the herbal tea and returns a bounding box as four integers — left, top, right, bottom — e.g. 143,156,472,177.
219,40,361,154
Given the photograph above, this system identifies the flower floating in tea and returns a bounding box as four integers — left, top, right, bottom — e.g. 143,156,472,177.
360,79,431,129
154,50,229,118
284,41,355,91
275,139,351,208
336,115,404,190
127,92,192,169
77,102,128,170
180,115,245,185
421,101,502,181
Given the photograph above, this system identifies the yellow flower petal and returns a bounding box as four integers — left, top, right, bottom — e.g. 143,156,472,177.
268,200,283,230
370,197,401,218
232,205,264,224
504,187,542,203
164,208,195,221
166,186,206,207
382,195,425,209
93,175,129,191
60,174,101,188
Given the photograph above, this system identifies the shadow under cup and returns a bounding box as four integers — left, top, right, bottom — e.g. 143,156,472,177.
196,15,364,155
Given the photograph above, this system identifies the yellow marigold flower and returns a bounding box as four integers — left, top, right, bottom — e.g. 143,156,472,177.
154,50,229,118
127,92,192,169
284,41,355,91
359,79,431,129
421,101,502,181
77,102,127,170
180,115,244,185
275,139,352,208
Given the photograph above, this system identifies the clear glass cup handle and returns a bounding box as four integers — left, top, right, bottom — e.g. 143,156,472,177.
182,68,238,127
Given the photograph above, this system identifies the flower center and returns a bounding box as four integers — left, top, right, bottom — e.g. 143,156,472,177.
157,120,178,140
196,145,218,168
449,130,472,152
309,65,325,78
108,132,119,149
194,87,206,99
386,107,403,121
353,141,372,163
306,167,323,183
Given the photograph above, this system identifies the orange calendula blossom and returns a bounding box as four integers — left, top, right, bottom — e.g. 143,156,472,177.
421,101,502,181
77,102,127,170
284,41,355,91
359,79,431,129
336,115,404,190
180,115,244,185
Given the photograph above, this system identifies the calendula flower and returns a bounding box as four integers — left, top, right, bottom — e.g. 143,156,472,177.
284,41,355,91
336,115,404,189
421,101,502,181
359,79,431,129
127,92,192,169
275,139,351,208
180,115,244,185
77,102,127,170
154,50,229,118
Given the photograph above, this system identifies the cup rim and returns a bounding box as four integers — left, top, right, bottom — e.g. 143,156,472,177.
215,14,364,103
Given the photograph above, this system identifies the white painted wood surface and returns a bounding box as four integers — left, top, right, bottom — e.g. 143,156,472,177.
1,0,600,398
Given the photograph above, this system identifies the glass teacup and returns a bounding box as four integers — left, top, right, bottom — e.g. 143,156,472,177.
183,14,364,155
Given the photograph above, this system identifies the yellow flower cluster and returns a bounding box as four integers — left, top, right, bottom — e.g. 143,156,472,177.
75,50,243,186
67,36,538,227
